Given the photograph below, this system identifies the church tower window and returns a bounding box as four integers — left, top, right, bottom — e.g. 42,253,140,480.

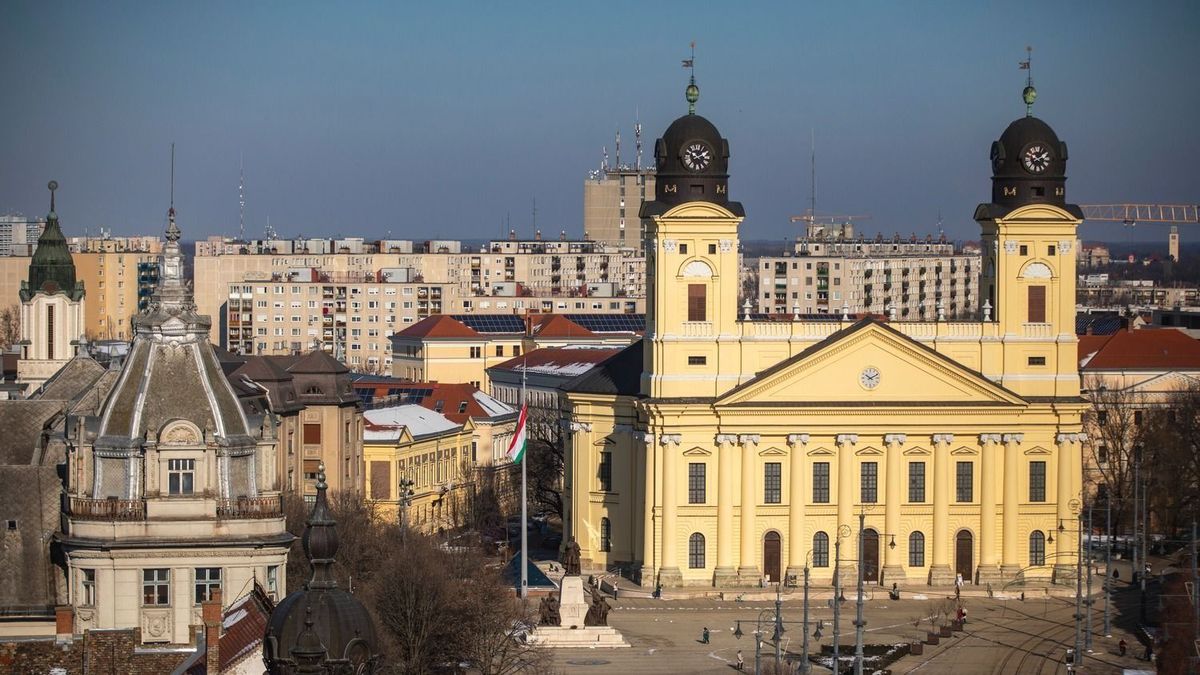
1027,286,1046,323
687,284,706,322
46,305,54,360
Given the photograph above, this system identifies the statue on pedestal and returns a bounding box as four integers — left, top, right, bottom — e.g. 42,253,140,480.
584,586,611,627
562,538,581,576
538,592,561,626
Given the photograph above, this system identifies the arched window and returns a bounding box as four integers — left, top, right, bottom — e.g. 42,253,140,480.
688,533,706,569
909,532,926,567
1029,531,1046,566
599,518,611,552
813,532,830,568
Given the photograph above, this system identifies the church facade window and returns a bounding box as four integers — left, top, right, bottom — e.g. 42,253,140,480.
688,533,705,568
812,462,830,503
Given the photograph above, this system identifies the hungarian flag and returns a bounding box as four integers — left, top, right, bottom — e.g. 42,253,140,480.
506,405,528,464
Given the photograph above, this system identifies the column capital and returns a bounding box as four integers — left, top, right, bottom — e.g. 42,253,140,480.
568,421,593,433
1055,432,1086,444
836,433,859,446
737,434,760,446
715,433,739,445
637,432,655,443
979,433,1003,444
659,433,682,446
883,433,907,445
1001,433,1024,445
787,433,810,446
931,433,955,445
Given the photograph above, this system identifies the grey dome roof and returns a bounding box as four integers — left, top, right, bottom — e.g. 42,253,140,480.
263,467,380,672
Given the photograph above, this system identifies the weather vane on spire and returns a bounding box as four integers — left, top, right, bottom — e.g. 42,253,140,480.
682,41,699,114
1019,45,1036,117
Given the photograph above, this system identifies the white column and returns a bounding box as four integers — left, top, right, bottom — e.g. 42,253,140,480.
715,433,739,585
882,434,906,582
1000,433,1024,579
836,434,858,583
785,433,809,580
737,434,761,582
929,433,955,585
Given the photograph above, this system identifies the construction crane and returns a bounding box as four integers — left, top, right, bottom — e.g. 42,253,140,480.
1080,204,1199,226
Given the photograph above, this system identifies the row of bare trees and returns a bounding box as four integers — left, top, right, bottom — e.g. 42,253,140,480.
1085,377,1200,540
283,491,547,674
0,304,19,350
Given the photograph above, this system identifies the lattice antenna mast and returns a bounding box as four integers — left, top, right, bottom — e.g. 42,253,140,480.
615,127,621,170
635,107,643,171
169,143,175,219
239,153,246,242
810,129,816,222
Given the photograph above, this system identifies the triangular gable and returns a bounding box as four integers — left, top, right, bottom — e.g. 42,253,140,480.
1024,445,1052,455
902,446,931,456
1123,371,1200,395
807,447,835,456
758,447,787,456
717,319,1026,407
855,446,884,456
683,446,712,456
594,436,617,446
950,446,978,456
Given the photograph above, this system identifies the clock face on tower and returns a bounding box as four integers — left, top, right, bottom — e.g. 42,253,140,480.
681,142,713,172
1021,143,1052,174
990,141,1005,173
859,366,881,390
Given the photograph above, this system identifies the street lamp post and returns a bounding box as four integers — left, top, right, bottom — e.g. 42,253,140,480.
1074,508,1085,669
802,564,811,675
397,477,415,535
1104,496,1112,637
833,524,849,667
1085,505,1094,652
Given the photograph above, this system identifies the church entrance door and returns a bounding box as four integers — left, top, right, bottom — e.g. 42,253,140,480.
956,530,974,583
862,529,880,583
763,532,781,582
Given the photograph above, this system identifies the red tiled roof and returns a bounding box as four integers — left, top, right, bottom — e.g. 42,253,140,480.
1079,329,1200,370
396,315,480,339
219,585,273,672
530,314,595,338
353,380,506,424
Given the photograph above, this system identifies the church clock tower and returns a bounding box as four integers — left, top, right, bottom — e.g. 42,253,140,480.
640,78,746,399
975,79,1083,397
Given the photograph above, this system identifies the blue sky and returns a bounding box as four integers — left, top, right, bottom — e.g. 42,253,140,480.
1,1,1196,243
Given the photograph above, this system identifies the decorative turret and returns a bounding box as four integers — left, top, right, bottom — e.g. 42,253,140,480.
21,181,83,302
263,464,381,673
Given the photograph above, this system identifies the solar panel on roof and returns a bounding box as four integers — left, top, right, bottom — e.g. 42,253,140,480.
566,314,645,332
453,314,525,333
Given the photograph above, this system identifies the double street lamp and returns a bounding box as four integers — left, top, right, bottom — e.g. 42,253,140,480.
732,585,809,675
853,509,896,675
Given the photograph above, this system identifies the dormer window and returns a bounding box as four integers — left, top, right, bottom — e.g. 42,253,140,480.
306,385,323,395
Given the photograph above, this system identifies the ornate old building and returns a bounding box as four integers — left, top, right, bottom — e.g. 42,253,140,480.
55,208,292,643
563,79,1086,588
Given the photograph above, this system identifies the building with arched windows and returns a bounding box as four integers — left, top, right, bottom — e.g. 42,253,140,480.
562,79,1085,588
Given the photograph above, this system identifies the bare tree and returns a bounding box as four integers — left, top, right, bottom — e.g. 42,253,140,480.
1083,375,1152,535
1142,383,1200,536
524,406,564,520
0,304,19,350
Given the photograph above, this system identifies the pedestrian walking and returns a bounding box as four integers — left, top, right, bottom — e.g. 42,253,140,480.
701,627,709,644
962,607,968,624
1118,638,1127,656
736,649,744,671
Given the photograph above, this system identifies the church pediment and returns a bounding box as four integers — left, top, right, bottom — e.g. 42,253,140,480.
807,447,835,456
855,446,884,456
902,446,931,456
716,320,1025,408
758,446,787,457
950,446,979,456
682,446,711,456
1123,371,1200,395
1024,445,1052,455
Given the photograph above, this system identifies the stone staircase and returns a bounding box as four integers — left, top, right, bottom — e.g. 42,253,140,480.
528,626,630,648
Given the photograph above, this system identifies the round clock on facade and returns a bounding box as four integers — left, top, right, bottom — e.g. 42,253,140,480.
681,141,712,172
859,366,881,390
1021,143,1052,174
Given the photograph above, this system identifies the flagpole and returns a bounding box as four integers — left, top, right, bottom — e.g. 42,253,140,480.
520,355,528,599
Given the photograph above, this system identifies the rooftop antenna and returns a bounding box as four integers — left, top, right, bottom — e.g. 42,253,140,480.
682,41,698,114
1019,45,1036,117
810,129,816,223
937,208,944,237
635,107,643,171
238,153,246,242
602,145,609,172
531,197,537,234
615,127,621,169
169,143,175,220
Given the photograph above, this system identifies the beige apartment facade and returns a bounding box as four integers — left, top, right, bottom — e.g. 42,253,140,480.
757,246,979,319
195,243,646,349
583,167,657,248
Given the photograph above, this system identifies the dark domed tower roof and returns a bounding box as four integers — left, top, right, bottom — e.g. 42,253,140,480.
21,181,83,302
982,82,1079,217
641,81,744,217
263,465,380,673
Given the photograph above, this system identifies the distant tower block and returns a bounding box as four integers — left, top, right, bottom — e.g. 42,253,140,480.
1169,225,1180,262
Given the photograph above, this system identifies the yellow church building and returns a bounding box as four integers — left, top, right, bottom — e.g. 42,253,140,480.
562,79,1086,588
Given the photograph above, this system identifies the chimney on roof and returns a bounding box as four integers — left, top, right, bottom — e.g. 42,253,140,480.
535,229,542,241
202,588,222,673
55,605,73,644
560,229,566,241
509,229,516,241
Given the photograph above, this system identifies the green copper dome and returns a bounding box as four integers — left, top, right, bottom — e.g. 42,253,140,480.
21,181,82,302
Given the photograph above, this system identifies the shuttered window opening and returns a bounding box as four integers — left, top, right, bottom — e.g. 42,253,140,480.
303,423,321,445
1027,285,1046,323
688,284,707,322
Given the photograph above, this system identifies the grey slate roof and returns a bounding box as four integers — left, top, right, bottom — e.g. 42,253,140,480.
32,355,106,402
561,340,643,396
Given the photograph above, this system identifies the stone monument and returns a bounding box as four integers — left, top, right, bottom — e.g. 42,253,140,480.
527,575,628,648
557,576,589,629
